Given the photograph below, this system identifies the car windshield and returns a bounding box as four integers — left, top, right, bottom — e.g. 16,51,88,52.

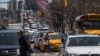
0,33,19,46
67,37,100,47
32,28,36,29
39,29,49,31
23,23,29,27
78,21,100,29
49,35,61,39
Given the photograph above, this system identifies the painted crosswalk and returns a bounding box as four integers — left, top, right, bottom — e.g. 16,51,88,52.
31,44,59,56
31,53,58,56
31,49,59,56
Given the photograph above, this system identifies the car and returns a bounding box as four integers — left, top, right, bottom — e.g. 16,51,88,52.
34,31,49,49
34,32,44,49
31,23,37,29
58,34,100,56
23,23,30,32
0,30,20,56
38,26,50,33
28,30,38,43
39,32,62,52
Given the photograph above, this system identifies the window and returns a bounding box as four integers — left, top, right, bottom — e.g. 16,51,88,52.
67,37,100,47
39,29,49,31
78,21,100,29
0,33,19,45
49,35,61,39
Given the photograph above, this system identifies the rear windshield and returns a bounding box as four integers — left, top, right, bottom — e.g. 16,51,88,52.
0,33,19,46
78,21,100,29
49,35,61,39
39,29,49,31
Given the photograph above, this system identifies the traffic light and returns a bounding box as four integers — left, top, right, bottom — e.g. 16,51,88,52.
36,10,42,16
64,0,67,7
8,0,13,12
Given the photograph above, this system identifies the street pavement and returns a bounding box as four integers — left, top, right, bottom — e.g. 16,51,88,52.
31,44,59,56
31,49,59,56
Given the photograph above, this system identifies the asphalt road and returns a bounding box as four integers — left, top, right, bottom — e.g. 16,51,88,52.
31,49,59,56
31,44,59,56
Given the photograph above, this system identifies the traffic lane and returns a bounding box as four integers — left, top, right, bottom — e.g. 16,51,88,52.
31,53,58,56
31,44,59,56
31,49,59,56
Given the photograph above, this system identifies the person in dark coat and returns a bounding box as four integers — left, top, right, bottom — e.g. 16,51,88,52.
18,31,32,56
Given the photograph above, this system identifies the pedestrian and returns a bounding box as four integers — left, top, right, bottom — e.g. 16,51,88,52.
18,31,32,56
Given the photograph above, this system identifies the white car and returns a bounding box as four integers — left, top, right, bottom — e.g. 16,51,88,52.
59,34,100,56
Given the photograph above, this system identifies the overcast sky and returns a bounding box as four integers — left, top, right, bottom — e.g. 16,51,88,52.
0,0,9,9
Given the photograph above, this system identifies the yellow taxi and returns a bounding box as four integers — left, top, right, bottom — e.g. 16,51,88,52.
39,32,62,52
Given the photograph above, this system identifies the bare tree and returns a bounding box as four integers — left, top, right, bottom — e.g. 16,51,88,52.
66,0,100,19
41,0,100,32
49,0,66,32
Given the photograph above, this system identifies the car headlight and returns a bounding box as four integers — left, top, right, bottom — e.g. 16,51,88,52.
16,49,20,55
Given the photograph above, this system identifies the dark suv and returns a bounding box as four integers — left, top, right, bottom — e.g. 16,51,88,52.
0,30,20,56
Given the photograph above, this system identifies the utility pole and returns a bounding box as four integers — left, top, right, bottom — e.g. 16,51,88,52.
19,0,25,30
64,0,67,7
9,0,13,24
60,2,67,34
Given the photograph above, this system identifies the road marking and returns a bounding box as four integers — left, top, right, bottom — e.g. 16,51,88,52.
31,53,36,55
54,53,58,54
44,53,48,55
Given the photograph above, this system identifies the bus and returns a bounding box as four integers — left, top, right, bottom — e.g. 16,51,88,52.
74,14,100,35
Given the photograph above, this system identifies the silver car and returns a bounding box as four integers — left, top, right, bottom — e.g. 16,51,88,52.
0,30,20,56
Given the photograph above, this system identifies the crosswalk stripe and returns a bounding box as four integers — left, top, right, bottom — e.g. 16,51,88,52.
54,53,58,54
44,53,48,55
31,53,36,55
